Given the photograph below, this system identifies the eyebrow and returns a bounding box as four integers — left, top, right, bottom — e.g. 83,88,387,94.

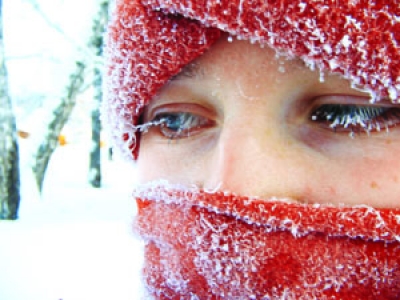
170,62,205,81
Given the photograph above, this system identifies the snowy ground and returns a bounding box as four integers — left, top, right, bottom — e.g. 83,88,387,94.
0,142,145,300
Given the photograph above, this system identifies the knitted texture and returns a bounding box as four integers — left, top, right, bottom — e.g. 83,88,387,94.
133,183,400,299
104,0,400,159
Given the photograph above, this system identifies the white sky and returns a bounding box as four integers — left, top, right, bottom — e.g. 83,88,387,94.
4,0,101,100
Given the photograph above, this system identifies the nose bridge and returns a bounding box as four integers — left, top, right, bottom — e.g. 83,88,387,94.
204,111,306,200
209,127,241,191
206,117,276,196
201,59,309,198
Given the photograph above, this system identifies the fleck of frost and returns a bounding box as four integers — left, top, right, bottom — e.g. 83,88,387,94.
319,69,325,83
396,215,400,224
388,86,398,101
341,35,352,49
221,243,229,252
323,44,332,54
328,59,339,70
298,2,306,13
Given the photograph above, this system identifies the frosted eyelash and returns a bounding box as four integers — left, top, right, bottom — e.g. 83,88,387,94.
133,119,167,133
310,105,400,136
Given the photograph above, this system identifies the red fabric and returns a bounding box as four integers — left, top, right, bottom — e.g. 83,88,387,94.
134,185,400,299
104,0,399,160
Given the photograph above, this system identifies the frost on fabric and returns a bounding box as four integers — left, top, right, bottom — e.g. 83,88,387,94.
145,0,399,101
103,0,399,160
133,182,400,299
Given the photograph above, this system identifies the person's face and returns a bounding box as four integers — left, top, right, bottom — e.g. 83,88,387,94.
136,36,400,208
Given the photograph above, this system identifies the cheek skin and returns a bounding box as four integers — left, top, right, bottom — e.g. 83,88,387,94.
291,122,400,207
349,157,400,207
300,152,400,208
136,131,220,186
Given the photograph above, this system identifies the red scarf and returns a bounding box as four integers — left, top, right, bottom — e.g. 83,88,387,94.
134,183,400,299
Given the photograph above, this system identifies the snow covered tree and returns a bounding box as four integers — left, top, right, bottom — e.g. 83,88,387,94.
89,67,102,188
30,0,109,192
88,0,109,188
0,0,21,219
32,61,86,192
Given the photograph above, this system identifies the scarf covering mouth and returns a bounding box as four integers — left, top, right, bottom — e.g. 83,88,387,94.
134,183,400,299
104,0,400,160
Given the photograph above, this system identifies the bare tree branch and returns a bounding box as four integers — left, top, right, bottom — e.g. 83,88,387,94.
32,61,86,192
23,0,96,62
88,0,109,188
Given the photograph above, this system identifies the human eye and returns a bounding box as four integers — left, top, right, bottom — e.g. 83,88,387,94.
309,98,400,136
151,112,214,139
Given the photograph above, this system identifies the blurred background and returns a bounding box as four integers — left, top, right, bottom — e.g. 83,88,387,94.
0,1,143,299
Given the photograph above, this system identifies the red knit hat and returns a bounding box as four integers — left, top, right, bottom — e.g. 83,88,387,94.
104,0,399,160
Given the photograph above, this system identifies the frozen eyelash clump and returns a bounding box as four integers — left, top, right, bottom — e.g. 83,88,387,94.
133,119,167,133
311,105,400,136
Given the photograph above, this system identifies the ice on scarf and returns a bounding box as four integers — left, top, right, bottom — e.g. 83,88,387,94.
133,181,400,298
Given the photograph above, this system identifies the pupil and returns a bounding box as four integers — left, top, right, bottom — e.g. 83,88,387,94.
165,114,183,131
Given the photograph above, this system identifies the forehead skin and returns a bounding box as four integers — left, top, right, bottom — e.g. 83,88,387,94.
168,36,365,105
